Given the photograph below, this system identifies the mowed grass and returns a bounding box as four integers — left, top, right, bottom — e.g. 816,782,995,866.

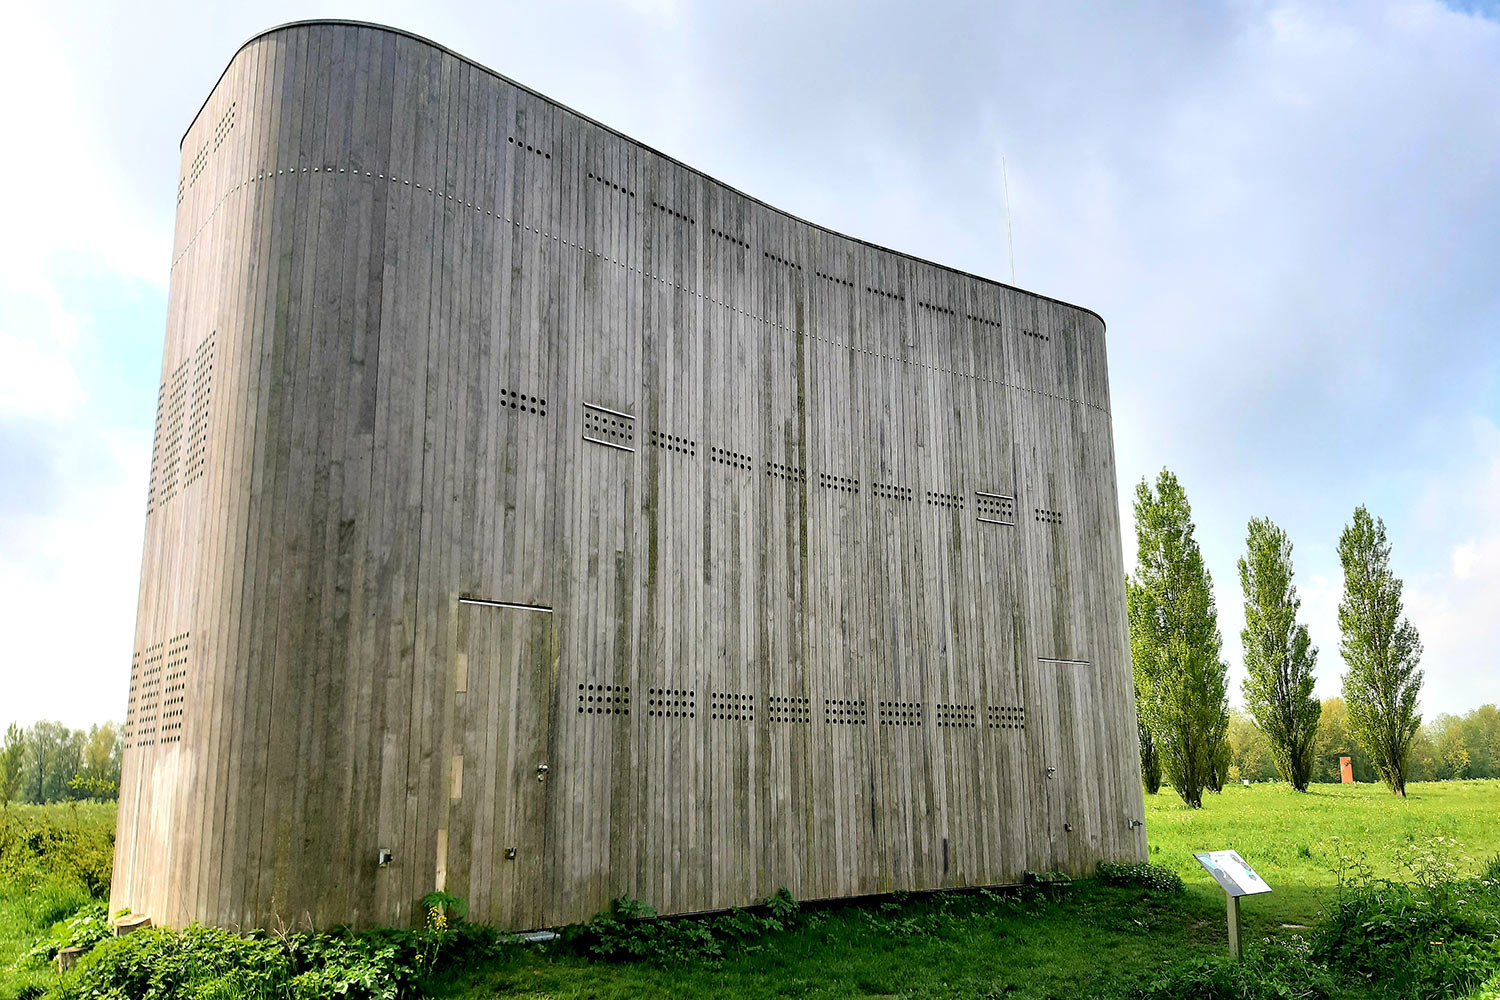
430,780,1500,1000
1146,779,1500,935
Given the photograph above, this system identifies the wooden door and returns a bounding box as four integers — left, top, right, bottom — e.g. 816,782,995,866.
1033,658,1098,874
450,602,555,929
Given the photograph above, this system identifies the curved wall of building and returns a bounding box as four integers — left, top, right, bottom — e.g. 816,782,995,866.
113,20,1145,931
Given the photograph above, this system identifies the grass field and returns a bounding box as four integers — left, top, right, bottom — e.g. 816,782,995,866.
3,783,1498,999
429,780,1500,999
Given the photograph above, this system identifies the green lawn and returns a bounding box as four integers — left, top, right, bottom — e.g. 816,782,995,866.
427,780,1500,999
4,784,1499,1000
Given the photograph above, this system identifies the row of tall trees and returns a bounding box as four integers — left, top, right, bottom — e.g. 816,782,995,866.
1228,701,1500,784
1129,469,1426,806
0,720,122,807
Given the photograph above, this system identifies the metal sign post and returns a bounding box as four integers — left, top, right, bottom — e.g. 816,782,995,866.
1194,850,1272,959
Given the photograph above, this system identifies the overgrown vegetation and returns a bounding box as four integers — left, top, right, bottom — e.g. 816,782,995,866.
5,784,1500,999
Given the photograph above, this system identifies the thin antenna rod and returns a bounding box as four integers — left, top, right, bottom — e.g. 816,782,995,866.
1002,156,1016,284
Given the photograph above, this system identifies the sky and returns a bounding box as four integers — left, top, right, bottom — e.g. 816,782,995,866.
1,0,1497,729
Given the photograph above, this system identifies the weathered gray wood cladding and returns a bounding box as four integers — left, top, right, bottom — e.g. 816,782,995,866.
112,20,1146,932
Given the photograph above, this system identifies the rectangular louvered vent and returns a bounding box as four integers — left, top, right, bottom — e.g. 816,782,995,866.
578,683,629,716
767,695,811,723
935,703,977,728
710,691,754,722
987,705,1026,730
878,700,923,727
710,446,753,471
583,403,636,451
975,492,1016,525
646,688,695,719
824,698,867,725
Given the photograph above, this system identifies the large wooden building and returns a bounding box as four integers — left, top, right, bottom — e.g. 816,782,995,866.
113,20,1146,932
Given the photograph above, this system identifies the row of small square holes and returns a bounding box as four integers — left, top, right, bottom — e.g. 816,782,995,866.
710,692,755,721
866,284,904,303
926,490,965,510
818,472,860,494
816,270,855,289
1022,329,1049,342
918,300,956,317
711,227,749,250
578,683,630,715
1035,508,1063,525
764,250,801,272
587,170,634,198
652,199,695,225
710,446,753,471
878,700,923,727
646,688,696,718
508,136,552,159
967,312,1003,330
159,633,191,742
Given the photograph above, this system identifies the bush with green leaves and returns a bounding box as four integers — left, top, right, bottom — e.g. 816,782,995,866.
561,888,801,965
1095,862,1184,895
1311,843,1500,999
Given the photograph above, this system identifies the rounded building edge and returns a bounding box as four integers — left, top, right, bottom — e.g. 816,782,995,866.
182,18,1107,337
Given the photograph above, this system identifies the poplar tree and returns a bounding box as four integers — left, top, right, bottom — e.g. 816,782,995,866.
1338,505,1423,796
1239,517,1321,791
1127,470,1229,808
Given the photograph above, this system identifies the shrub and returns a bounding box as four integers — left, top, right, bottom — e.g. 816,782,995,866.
561,888,802,965
1096,862,1185,894
1138,936,1338,999
1311,843,1500,999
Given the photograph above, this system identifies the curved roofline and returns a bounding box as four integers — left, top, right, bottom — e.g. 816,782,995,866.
184,18,1105,329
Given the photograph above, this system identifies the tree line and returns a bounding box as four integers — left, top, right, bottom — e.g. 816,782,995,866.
1228,700,1500,784
0,720,122,807
1129,469,1427,806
